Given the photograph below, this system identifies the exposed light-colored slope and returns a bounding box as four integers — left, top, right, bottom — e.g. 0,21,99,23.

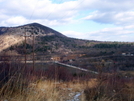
0,34,24,52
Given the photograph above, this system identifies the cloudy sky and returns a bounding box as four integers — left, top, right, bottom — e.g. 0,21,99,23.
0,0,134,42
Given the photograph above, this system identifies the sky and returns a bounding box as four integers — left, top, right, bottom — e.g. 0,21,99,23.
0,0,134,42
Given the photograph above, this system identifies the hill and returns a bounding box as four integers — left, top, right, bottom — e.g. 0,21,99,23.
0,23,66,52
0,23,134,101
0,23,96,56
0,23,134,71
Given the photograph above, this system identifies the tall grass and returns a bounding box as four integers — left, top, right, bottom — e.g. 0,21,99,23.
84,73,134,101
0,57,134,101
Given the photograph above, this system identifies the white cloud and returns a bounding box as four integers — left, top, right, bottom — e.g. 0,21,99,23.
0,0,134,42
63,26,134,42
0,0,79,26
80,0,134,11
1,0,134,22
84,11,134,26
81,0,134,42
1,0,134,26
3,16,28,26
62,31,85,39
82,0,134,27
88,27,134,42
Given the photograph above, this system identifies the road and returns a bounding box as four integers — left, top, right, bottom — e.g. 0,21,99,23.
0,60,50,63
0,60,98,74
54,61,98,74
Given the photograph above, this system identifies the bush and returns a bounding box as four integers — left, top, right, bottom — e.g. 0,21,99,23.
84,73,134,101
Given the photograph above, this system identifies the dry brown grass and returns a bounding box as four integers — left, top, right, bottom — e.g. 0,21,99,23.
0,61,134,101
0,76,99,101
1,75,134,101
0,79,60,101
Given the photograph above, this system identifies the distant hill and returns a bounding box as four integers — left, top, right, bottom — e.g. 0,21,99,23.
0,23,66,37
0,23,134,58
0,23,94,55
0,23,134,71
0,23,67,52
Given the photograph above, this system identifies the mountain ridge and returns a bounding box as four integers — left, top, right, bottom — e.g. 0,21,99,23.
0,23,68,52
0,23,66,37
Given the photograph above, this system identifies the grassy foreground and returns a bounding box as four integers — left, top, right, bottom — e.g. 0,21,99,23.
0,62,134,101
